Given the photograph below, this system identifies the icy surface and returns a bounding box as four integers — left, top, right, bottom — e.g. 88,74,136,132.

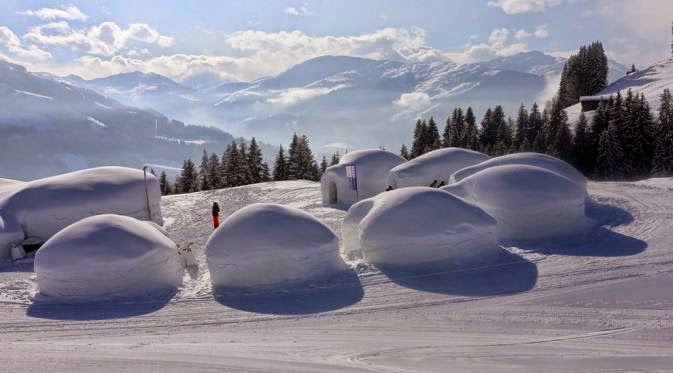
387,148,489,188
342,187,500,268
34,214,182,301
321,149,406,207
443,164,594,242
206,203,346,289
449,152,587,188
0,167,162,259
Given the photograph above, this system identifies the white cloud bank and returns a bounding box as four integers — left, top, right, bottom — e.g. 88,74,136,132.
487,0,568,14
18,4,89,22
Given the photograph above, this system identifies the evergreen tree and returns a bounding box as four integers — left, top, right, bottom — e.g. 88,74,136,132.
443,108,465,147
320,156,328,175
652,89,673,176
464,107,479,150
513,104,529,150
159,171,171,195
400,144,410,160
623,91,655,178
287,133,301,179
247,137,269,183
557,41,609,108
606,91,630,176
287,134,320,181
176,159,198,193
273,145,289,181
206,153,221,189
197,149,210,191
572,112,592,174
330,152,340,165
596,122,626,179
238,141,251,184
425,117,441,152
527,102,544,148
411,119,426,158
223,141,246,187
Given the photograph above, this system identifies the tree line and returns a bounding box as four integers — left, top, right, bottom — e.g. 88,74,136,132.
401,88,673,180
162,134,341,195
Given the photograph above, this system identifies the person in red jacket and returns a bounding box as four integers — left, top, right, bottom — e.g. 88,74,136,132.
212,202,220,229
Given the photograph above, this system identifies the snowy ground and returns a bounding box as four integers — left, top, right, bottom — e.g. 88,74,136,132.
2,179,673,372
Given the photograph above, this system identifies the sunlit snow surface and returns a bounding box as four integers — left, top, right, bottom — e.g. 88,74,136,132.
1,179,673,372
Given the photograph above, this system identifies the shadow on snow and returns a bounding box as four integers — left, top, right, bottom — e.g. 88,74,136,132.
213,269,363,315
26,290,177,320
381,250,538,297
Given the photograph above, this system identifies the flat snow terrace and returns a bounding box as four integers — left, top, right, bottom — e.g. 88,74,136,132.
1,179,673,372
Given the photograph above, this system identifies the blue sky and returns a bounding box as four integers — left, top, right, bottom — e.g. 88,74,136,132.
0,0,671,81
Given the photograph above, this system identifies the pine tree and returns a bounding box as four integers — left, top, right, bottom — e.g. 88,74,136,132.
527,102,544,148
623,91,655,178
176,159,198,193
159,171,171,195
330,152,340,165
596,122,626,179
572,112,592,174
425,117,441,152
223,141,244,187
400,144,410,160
206,153,221,189
557,41,608,108
247,137,268,183
464,107,479,150
513,104,529,150
607,91,630,176
443,108,465,147
273,145,289,181
320,156,328,175
652,89,673,176
238,141,251,185
197,149,210,191
411,119,426,158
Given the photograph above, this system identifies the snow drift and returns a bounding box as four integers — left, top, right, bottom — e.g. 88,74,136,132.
321,149,406,207
34,214,183,301
342,187,500,268
449,152,587,188
0,167,162,259
387,148,489,189
206,203,346,289
442,165,594,242
0,178,25,199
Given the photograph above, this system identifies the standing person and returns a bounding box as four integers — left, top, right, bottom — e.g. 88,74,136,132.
212,202,220,229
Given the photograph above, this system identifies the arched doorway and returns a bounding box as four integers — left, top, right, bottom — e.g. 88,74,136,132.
329,181,338,204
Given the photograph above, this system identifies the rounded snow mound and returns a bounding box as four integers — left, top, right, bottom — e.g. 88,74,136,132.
442,165,595,243
387,148,489,189
0,178,25,199
0,166,163,259
342,187,500,268
449,152,587,188
206,203,346,289
321,149,406,207
34,214,183,301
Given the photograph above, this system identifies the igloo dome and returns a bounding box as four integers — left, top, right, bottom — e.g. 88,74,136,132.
387,148,489,189
342,187,500,268
449,152,587,188
321,149,406,207
34,214,183,301
206,203,346,289
442,164,594,243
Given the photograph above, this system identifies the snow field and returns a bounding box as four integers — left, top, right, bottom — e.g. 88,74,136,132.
387,147,490,188
443,164,595,243
0,167,163,259
34,214,183,301
342,187,501,268
206,203,347,289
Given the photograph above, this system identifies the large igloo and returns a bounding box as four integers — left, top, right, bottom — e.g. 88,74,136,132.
0,167,163,259
35,214,183,300
387,148,489,189
206,203,347,289
442,164,595,243
449,152,587,188
321,149,406,207
342,187,500,268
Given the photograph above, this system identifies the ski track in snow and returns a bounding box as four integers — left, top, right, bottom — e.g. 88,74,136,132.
2,179,673,372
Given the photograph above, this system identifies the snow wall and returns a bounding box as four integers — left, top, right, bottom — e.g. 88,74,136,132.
321,149,406,207
206,203,347,289
342,187,500,268
387,148,489,189
442,164,595,243
35,214,183,301
0,167,163,259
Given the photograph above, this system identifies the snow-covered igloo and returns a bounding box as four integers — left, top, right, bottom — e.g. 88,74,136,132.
442,164,595,243
321,149,406,207
449,152,587,188
35,214,183,300
342,187,500,268
387,148,490,189
0,167,163,259
206,203,347,289
0,178,25,199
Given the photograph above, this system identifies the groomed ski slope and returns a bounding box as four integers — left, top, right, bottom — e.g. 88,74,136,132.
1,179,673,372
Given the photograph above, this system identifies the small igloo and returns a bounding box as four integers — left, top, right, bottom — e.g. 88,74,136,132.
342,187,500,268
449,152,587,188
206,203,346,289
442,164,594,243
321,149,405,207
0,167,163,259
387,148,489,189
34,214,183,300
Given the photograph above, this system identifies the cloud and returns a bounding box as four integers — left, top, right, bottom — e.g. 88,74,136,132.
447,28,527,64
284,5,313,16
514,29,532,40
533,24,549,38
18,4,88,21
0,25,51,61
394,92,431,110
487,0,566,14
24,21,173,56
